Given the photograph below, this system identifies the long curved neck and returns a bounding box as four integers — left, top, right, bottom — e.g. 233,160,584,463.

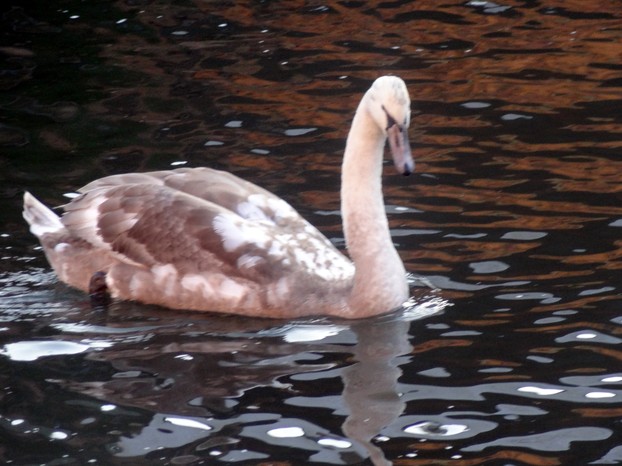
340,97,408,317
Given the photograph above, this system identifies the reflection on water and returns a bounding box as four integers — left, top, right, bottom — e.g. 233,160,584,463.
2,0,622,464
0,286,446,464
342,320,412,465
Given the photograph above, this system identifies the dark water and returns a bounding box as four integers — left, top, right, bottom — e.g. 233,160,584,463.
2,1,622,464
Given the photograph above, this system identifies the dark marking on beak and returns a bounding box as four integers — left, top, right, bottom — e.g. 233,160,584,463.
403,162,412,176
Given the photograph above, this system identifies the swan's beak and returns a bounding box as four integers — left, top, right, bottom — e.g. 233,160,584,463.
387,124,414,176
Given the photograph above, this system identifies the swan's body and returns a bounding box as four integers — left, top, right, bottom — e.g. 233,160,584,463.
23,76,414,319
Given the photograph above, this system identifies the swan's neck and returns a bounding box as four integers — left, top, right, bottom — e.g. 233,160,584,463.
341,98,408,316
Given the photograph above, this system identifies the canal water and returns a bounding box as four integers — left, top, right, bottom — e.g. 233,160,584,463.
1,1,622,464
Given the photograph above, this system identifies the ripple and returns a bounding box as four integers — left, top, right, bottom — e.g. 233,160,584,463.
578,286,616,296
501,231,547,240
463,427,612,452
391,228,441,236
218,450,268,462
50,322,163,335
526,355,554,364
428,275,529,291
418,367,451,378
0,123,29,147
386,204,423,214
592,446,622,465
445,232,487,239
534,316,566,324
399,381,622,404
284,127,317,136
556,330,622,345
469,260,510,273
404,421,469,437
494,403,547,416
495,292,558,302
240,418,367,462
204,140,224,146
460,101,491,109
466,0,513,14
501,112,534,121
224,120,242,128
114,414,230,457
255,322,351,344
385,415,496,440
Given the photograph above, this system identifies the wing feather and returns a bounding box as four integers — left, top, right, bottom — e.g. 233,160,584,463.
62,167,352,285
80,168,303,227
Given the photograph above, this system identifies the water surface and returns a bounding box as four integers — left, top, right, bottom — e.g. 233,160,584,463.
1,1,622,464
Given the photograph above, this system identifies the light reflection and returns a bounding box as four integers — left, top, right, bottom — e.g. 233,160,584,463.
518,386,564,396
403,421,469,437
282,324,346,343
0,340,92,361
585,392,615,399
318,437,352,448
267,426,304,438
164,416,212,431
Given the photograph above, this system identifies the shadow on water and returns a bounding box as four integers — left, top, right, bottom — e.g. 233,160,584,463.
1,0,622,464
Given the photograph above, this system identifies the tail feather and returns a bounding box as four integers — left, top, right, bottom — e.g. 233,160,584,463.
23,191,65,237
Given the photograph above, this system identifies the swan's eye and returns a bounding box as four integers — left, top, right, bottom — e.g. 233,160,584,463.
381,105,398,130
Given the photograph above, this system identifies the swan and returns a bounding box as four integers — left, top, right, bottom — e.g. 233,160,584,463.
23,75,414,319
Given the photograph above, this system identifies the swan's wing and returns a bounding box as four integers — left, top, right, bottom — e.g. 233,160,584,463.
63,182,352,284
79,167,294,227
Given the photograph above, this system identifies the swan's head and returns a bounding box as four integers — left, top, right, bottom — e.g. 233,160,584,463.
367,76,414,176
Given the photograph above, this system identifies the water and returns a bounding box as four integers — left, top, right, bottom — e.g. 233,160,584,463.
1,0,622,464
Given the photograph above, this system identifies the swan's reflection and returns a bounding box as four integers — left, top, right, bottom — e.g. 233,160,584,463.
342,318,412,466
7,296,445,463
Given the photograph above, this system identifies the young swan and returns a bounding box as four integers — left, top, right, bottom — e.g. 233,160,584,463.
23,76,414,319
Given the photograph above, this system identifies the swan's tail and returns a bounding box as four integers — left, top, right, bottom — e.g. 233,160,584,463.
23,191,65,238
23,191,111,293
